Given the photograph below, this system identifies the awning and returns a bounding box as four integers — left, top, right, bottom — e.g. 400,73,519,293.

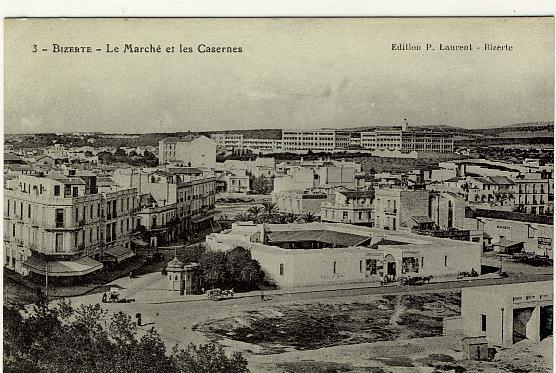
24,256,103,277
493,239,523,248
103,246,135,263
412,216,435,224
132,238,148,247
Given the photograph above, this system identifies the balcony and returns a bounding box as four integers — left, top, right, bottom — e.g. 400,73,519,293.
384,208,397,215
55,220,64,228
78,220,86,227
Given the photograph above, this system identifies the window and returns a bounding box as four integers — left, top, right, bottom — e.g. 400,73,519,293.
72,187,79,197
76,207,79,222
55,209,64,227
333,261,337,274
279,263,284,276
359,260,363,273
55,233,64,252
421,257,424,269
7,200,9,216
481,314,487,332
444,255,448,267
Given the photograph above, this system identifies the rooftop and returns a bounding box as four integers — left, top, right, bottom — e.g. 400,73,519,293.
463,281,552,297
339,190,375,199
466,207,553,225
266,229,371,248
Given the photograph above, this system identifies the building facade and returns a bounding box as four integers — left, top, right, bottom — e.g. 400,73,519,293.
4,171,138,279
460,282,553,347
374,188,429,231
159,135,217,169
206,222,481,288
321,190,375,225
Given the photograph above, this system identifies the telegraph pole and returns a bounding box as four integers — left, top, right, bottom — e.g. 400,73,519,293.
45,262,49,301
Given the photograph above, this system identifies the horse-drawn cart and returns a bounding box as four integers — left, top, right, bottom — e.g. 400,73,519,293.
206,288,235,301
399,275,433,286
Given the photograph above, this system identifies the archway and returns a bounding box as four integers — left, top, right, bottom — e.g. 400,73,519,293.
384,254,397,280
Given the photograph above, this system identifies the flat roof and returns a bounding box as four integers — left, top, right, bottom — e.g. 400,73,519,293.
466,207,553,225
464,281,553,297
267,229,370,248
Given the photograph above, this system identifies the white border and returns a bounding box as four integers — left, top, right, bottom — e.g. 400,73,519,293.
2,0,556,17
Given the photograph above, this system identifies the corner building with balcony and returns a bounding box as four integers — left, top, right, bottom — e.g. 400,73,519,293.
3,171,138,282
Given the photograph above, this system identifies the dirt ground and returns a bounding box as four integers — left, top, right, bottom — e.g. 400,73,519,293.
194,291,552,373
196,292,461,354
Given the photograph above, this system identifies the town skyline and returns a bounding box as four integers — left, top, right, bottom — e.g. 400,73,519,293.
5,119,554,135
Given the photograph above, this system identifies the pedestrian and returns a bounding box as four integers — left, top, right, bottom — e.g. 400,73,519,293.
102,292,107,303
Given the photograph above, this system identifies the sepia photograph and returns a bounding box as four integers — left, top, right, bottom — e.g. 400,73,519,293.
3,17,554,372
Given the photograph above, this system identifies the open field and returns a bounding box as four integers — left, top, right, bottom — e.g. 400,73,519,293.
195,292,461,354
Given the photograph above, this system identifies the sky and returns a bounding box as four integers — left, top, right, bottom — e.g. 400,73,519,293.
4,17,555,134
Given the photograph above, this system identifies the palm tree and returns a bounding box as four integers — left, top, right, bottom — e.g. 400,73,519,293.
301,212,319,223
261,201,278,215
247,205,265,223
283,213,298,224
234,212,251,222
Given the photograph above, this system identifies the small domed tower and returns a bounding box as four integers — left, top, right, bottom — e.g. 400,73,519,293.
167,256,185,293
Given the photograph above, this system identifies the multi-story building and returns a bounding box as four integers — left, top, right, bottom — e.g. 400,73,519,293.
158,135,216,169
221,169,251,194
113,166,217,239
243,138,283,153
272,190,329,215
514,170,553,215
402,130,454,153
428,191,467,231
334,131,352,149
273,165,357,193
321,190,374,225
281,129,336,152
136,194,178,249
374,188,429,231
4,171,138,280
101,186,140,264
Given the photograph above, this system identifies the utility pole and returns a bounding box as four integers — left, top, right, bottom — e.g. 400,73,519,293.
45,261,49,301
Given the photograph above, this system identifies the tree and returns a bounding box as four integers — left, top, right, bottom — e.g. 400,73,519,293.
261,201,278,216
283,212,298,223
172,343,249,373
199,251,229,289
234,212,251,222
250,175,273,195
301,212,319,223
4,301,246,373
247,205,264,223
114,148,127,157
225,247,265,292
